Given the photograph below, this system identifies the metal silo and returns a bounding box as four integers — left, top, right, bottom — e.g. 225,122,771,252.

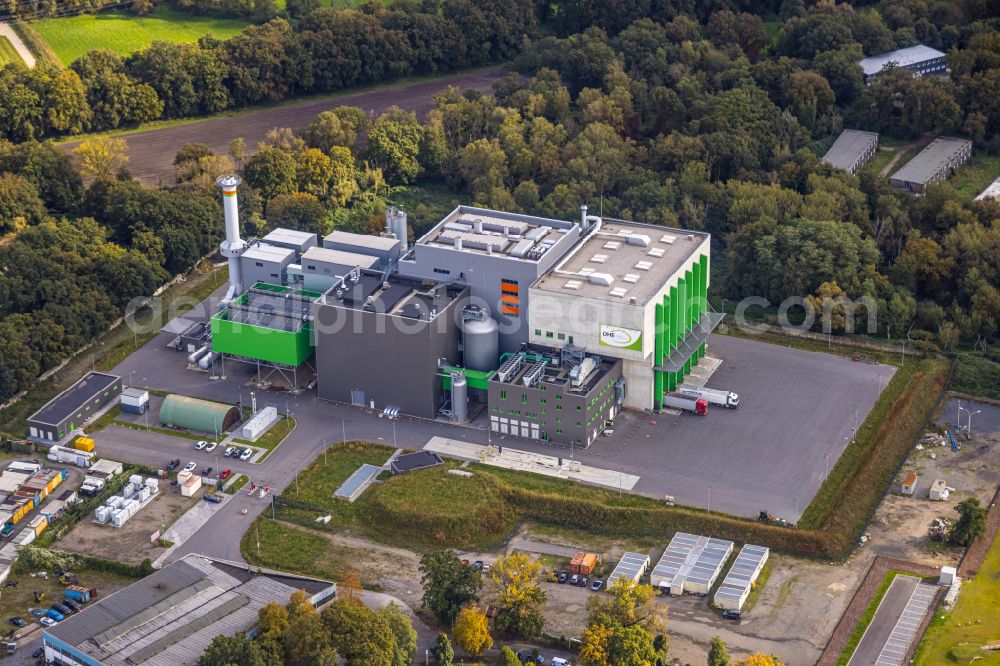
386,206,408,250
462,315,499,372
451,372,468,423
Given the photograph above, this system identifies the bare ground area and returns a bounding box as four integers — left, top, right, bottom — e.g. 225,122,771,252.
56,487,201,564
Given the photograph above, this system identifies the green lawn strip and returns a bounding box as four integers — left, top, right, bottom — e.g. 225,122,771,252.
0,36,23,66
31,6,248,65
914,531,1000,665
110,421,205,442
952,353,1000,400
950,153,1000,201
224,474,249,495
87,404,122,432
232,415,295,461
241,518,377,582
837,570,925,666
0,264,223,439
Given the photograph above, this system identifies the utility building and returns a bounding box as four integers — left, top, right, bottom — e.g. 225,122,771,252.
27,372,121,443
890,137,972,194
261,227,317,257
300,246,379,293
239,242,296,289
860,44,947,82
398,206,583,354
312,271,469,418
822,130,879,174
530,220,717,411
323,230,403,265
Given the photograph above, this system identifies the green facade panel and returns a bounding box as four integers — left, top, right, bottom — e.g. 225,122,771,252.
654,254,711,409
210,317,313,366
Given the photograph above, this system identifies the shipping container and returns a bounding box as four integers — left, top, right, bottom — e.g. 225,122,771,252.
73,437,95,452
66,586,91,603
570,552,598,576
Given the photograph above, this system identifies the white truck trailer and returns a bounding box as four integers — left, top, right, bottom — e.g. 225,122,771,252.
679,385,739,409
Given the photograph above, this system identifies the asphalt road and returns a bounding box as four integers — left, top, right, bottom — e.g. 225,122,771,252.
846,575,935,666
61,68,506,186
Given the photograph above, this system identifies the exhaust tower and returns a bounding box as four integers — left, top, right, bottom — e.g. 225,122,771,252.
217,175,247,301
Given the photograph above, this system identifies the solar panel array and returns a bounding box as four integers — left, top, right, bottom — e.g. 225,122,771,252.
713,544,769,610
606,551,650,587
650,532,733,595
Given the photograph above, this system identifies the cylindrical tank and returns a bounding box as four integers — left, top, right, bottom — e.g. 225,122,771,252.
386,206,408,250
198,352,221,370
462,316,499,372
451,372,468,423
187,345,209,365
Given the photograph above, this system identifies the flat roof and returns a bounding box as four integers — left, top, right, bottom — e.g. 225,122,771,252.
262,228,317,246
335,463,381,500
975,177,1000,201
713,544,768,605
822,130,879,171
607,551,649,587
859,44,946,76
417,206,575,261
391,451,443,473
121,387,148,399
652,532,733,588
302,246,379,268
44,554,334,666
223,286,318,333
319,270,465,322
534,220,707,304
28,372,120,426
242,243,295,263
891,137,972,185
491,347,619,395
324,230,400,252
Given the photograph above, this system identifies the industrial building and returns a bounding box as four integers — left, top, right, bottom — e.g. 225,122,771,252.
27,372,122,443
42,553,336,666
890,137,973,194
822,130,879,174
158,394,241,435
975,177,1000,201
607,551,651,587
713,544,769,611
859,44,947,82
312,271,469,418
650,532,734,596
195,178,716,447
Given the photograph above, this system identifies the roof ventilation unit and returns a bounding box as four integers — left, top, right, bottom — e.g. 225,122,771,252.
570,357,597,387
496,354,525,383
626,234,651,247
588,272,614,286
522,360,546,388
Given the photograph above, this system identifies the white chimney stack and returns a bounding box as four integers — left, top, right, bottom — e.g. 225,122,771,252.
217,175,247,301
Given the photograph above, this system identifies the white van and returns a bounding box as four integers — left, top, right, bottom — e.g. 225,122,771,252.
551,659,571,666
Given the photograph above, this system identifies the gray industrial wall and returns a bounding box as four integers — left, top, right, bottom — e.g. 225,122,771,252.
312,288,468,418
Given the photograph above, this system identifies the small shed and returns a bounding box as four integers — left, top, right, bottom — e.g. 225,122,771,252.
901,472,918,496
159,394,241,435
929,479,949,501
239,406,278,441
939,565,956,586
120,388,150,415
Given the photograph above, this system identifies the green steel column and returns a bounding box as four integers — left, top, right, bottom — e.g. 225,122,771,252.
654,303,664,409
691,261,701,320
669,286,679,352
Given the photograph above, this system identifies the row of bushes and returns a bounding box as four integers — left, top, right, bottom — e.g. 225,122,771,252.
15,544,154,579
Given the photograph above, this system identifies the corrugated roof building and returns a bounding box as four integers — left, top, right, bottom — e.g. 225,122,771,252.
822,130,879,174
42,554,336,666
890,137,972,195
860,44,947,81
158,395,241,435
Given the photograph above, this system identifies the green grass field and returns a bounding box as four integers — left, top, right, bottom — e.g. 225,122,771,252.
32,7,249,66
951,153,1000,201
915,532,1000,665
0,36,24,67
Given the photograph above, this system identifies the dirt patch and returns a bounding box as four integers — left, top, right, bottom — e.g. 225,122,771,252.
56,487,200,564
865,409,1000,568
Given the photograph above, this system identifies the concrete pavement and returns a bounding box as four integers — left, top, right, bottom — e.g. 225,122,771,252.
0,23,35,68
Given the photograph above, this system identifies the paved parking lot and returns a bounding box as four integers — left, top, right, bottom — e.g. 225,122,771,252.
847,575,937,666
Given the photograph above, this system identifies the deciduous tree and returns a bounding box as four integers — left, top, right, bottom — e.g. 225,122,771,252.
453,606,492,657
419,550,482,625
949,498,987,547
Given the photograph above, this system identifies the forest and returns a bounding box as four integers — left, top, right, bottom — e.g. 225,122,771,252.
0,0,998,404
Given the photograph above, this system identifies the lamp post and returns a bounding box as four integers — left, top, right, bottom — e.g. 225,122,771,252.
967,409,982,435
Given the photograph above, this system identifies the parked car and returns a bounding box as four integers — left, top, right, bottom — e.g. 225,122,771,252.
27,609,44,618
461,559,469,566
590,579,604,592
204,493,223,504
45,609,64,622
722,609,742,621
205,441,218,452
8,617,25,628
473,560,484,570
569,574,580,585
202,467,212,476
51,603,71,616
167,458,180,471
183,461,197,472
557,572,568,584
62,599,80,612
239,448,253,461
38,617,57,627
32,647,44,658
224,447,236,457
577,576,589,587
194,440,207,450
219,469,232,480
